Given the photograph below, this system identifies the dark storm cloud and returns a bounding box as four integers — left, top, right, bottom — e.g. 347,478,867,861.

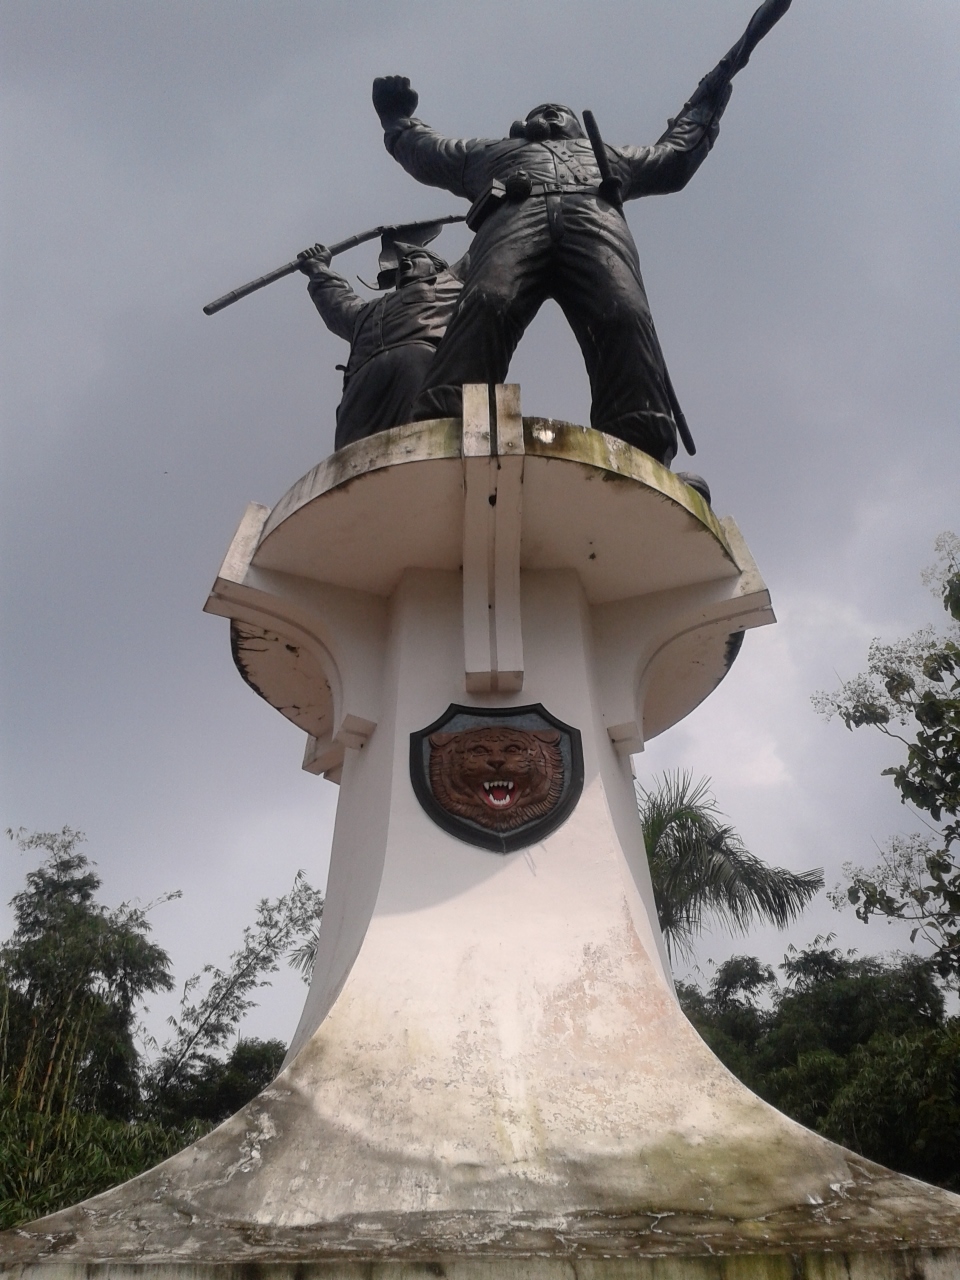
2,0,958,1034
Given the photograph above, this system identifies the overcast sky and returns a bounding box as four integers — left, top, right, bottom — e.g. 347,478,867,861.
2,0,958,1044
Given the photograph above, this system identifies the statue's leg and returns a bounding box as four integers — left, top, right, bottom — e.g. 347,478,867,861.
334,344,436,450
411,201,551,421
554,196,678,465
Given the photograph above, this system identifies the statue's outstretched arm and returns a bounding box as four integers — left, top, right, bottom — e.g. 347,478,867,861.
617,76,733,200
619,0,791,200
373,76,474,200
298,246,366,341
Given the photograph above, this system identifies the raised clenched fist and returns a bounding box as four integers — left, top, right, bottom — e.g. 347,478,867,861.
372,76,419,124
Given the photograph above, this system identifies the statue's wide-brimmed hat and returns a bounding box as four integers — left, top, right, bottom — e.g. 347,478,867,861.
373,219,451,290
388,241,448,271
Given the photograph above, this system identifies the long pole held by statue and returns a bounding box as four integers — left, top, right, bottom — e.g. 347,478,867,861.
202,214,466,316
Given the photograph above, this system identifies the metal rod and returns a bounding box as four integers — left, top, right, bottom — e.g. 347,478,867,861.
202,214,467,316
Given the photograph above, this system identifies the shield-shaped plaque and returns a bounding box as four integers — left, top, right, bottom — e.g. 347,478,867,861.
410,704,584,853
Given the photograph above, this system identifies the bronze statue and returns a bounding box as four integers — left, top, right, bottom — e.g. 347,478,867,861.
373,0,792,465
297,232,466,450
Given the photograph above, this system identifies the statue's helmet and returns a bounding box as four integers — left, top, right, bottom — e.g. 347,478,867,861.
375,223,449,289
510,103,585,141
390,241,448,273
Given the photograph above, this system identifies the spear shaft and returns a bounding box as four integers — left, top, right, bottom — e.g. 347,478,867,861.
202,214,466,316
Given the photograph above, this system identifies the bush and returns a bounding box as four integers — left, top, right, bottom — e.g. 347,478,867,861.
0,1098,208,1229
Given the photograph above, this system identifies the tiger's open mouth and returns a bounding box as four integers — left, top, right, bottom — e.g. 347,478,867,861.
481,779,516,809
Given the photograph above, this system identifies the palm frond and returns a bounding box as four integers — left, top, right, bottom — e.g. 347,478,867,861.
637,772,823,963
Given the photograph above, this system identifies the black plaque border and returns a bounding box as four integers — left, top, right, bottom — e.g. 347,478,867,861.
410,702,585,854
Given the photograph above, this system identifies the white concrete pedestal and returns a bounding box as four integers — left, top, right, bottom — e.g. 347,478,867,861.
4,388,959,1278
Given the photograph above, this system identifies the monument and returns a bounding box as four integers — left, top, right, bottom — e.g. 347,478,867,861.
4,4,960,1278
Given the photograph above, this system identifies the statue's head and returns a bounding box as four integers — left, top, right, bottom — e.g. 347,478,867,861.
393,243,447,288
371,230,448,290
510,103,585,142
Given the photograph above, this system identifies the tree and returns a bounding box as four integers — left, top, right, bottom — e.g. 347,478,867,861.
677,942,959,1190
637,772,823,962
1,828,324,1227
144,871,323,1121
814,533,960,984
0,828,198,1229
1,827,176,1121
146,1037,287,1125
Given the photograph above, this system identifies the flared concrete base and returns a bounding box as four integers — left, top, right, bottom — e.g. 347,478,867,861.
3,1171,960,1278
4,855,960,1276
5,403,959,1279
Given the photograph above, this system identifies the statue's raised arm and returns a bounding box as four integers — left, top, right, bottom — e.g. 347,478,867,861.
691,0,793,102
630,0,792,192
372,75,419,127
372,75,494,201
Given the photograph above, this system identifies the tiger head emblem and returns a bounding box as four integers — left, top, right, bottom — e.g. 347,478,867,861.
427,726,564,831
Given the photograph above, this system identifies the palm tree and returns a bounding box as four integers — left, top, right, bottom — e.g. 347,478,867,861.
637,772,823,964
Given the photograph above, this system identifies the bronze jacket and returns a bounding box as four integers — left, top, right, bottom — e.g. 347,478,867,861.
382,91,729,205
308,269,464,378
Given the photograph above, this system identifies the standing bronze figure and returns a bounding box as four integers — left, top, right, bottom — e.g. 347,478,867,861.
298,233,466,450
373,0,792,465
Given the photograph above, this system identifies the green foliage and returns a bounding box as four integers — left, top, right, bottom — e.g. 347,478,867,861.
144,1037,286,1125
0,828,324,1227
679,941,960,1189
145,871,323,1119
638,772,822,962
820,1027,960,1183
0,1103,207,1231
0,827,196,1228
1,828,176,1121
814,533,960,983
